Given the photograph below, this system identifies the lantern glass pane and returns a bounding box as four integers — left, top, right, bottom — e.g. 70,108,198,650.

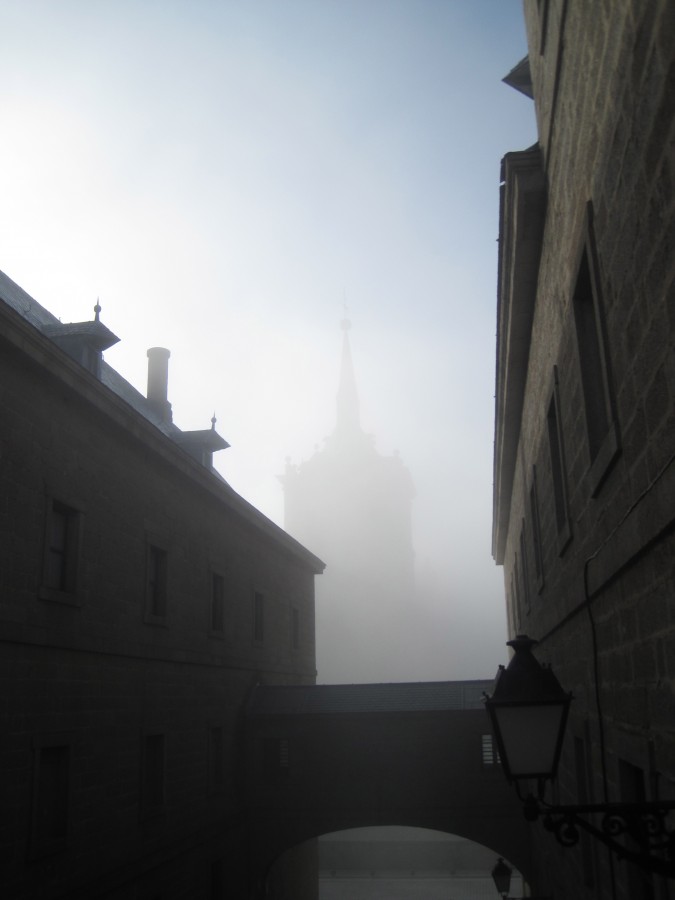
494,703,565,778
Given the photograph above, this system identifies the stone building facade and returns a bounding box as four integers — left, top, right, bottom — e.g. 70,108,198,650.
493,1,675,898
0,270,323,899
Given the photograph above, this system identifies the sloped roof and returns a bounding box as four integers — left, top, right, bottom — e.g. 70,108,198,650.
0,269,184,440
0,269,61,328
0,268,325,572
502,56,533,99
247,680,492,716
99,363,182,438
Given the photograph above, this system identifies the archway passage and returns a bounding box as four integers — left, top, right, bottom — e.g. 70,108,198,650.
316,826,524,899
245,681,529,894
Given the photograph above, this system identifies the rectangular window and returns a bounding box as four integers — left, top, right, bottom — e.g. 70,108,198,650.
141,734,165,817
537,0,550,54
211,859,224,900
573,216,620,494
41,499,81,602
209,726,225,792
211,573,225,633
145,543,168,622
529,468,545,592
547,368,572,553
482,733,500,767
513,552,522,620
46,504,69,590
292,608,300,650
253,591,264,643
263,738,290,783
519,522,531,615
619,759,654,900
30,738,71,858
574,736,596,887
508,573,519,634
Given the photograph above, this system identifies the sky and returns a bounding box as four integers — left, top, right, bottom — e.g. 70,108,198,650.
0,0,536,680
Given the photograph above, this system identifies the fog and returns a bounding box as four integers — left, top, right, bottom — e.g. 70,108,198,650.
0,0,536,681
317,827,524,900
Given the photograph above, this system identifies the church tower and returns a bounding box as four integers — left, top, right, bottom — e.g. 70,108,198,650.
281,319,415,683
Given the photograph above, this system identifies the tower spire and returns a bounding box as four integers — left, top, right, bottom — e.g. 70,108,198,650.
336,316,361,435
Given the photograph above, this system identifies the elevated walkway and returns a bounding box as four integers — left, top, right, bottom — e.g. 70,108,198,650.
245,680,529,889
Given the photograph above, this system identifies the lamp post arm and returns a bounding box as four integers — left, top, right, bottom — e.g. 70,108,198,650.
525,799,675,879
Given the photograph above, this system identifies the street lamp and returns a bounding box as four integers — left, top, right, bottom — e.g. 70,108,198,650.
485,636,675,879
490,856,550,900
491,857,513,897
484,635,571,786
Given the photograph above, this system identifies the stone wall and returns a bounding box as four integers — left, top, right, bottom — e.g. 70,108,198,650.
494,1,675,896
0,296,321,898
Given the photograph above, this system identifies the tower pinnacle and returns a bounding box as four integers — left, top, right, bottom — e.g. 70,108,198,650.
336,317,361,435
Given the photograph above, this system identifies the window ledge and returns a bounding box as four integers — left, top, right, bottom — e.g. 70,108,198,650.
556,520,573,556
587,420,621,497
38,586,82,607
208,630,226,641
143,613,169,627
139,805,166,822
28,835,68,860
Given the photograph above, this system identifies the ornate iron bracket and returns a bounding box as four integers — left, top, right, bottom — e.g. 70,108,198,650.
522,796,675,879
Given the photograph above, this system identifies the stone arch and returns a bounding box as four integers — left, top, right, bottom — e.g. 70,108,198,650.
260,824,527,900
245,696,530,896
250,809,531,898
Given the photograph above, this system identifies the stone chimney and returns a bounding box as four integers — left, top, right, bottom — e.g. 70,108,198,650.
146,347,172,423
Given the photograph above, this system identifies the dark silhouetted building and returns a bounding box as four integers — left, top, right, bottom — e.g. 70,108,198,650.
0,270,323,899
493,2,675,897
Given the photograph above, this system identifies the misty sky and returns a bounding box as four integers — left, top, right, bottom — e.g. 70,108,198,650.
1,0,536,679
